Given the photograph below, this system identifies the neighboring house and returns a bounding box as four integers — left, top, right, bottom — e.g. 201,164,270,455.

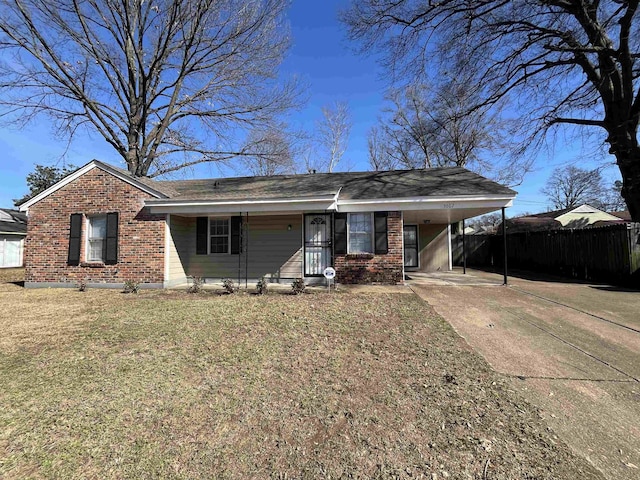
0,208,27,268
609,210,632,222
18,160,516,288
507,204,621,232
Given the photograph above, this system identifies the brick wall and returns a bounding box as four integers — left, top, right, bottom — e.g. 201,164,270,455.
334,211,403,284
25,167,165,286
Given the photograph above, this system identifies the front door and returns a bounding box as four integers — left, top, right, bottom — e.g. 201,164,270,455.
403,225,419,268
304,214,332,276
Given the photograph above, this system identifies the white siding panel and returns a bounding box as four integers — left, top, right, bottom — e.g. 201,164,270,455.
418,224,450,272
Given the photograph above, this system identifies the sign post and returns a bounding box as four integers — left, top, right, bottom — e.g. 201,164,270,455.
323,267,336,293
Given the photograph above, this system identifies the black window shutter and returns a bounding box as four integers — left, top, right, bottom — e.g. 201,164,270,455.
230,216,242,254
105,212,119,265
374,211,388,254
196,217,208,255
67,213,82,266
334,213,347,255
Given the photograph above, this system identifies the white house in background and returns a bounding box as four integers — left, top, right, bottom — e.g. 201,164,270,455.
0,209,27,268
514,204,621,230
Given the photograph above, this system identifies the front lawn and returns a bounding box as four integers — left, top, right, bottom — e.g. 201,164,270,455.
0,271,601,479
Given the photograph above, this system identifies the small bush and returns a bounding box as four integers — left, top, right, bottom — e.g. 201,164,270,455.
221,278,236,294
256,276,268,295
122,280,140,294
291,277,306,295
187,276,204,294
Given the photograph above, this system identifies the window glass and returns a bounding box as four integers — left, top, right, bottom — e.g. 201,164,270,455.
210,219,229,254
349,213,373,253
88,215,107,262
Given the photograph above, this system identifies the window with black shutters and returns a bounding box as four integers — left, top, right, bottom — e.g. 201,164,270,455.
87,215,107,262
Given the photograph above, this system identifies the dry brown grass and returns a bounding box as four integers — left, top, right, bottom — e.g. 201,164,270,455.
0,269,602,479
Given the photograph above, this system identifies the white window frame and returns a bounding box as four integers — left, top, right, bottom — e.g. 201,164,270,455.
347,212,374,254
208,217,231,255
86,215,107,263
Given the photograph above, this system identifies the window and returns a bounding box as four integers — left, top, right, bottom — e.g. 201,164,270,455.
87,215,107,262
209,218,230,254
348,213,373,253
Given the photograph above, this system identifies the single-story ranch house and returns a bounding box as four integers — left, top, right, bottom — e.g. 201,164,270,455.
18,160,516,288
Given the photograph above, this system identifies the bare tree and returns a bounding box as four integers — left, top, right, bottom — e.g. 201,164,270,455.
367,125,397,171
240,125,295,176
0,0,300,177
342,1,640,220
316,101,352,173
601,180,627,211
380,85,437,169
468,212,503,233
541,166,606,210
372,82,529,184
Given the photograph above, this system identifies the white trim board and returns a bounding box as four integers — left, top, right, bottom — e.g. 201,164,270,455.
148,199,338,215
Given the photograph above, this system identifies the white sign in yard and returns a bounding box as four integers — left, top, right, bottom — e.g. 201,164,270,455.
323,267,336,279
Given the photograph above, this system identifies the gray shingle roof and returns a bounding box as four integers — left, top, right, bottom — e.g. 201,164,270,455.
92,160,179,197
157,167,515,201
0,209,27,235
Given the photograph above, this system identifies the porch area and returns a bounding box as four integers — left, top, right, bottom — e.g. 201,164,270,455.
165,213,305,288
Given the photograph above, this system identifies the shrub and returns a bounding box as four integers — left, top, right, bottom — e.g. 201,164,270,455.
291,277,305,295
187,276,204,294
122,280,140,294
256,276,268,295
221,278,236,294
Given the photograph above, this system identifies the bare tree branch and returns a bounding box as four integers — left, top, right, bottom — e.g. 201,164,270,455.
316,101,352,173
343,0,640,219
0,0,302,176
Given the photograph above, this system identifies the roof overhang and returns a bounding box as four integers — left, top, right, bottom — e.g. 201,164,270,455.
147,193,515,220
18,160,169,212
339,195,514,223
146,194,338,215
336,195,513,212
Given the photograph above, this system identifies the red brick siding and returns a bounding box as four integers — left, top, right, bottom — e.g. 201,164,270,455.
25,168,165,285
334,211,403,284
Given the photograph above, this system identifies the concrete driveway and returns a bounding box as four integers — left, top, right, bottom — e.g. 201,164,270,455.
410,269,640,480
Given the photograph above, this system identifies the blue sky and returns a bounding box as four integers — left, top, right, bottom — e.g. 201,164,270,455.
0,0,622,215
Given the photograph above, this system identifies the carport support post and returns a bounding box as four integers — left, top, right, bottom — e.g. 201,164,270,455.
462,219,467,274
502,207,508,285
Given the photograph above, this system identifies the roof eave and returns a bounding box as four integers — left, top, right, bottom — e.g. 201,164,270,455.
18,160,169,212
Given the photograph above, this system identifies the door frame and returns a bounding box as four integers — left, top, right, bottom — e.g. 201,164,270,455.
303,213,333,277
403,224,419,269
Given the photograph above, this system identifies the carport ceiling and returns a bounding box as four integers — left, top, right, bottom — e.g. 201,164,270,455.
403,207,506,225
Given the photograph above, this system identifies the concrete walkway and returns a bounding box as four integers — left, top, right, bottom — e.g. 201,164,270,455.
410,269,640,480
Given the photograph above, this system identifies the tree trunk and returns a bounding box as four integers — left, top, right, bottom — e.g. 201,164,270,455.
611,139,640,222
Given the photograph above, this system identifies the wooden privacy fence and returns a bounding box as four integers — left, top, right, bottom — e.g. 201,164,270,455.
452,223,640,285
